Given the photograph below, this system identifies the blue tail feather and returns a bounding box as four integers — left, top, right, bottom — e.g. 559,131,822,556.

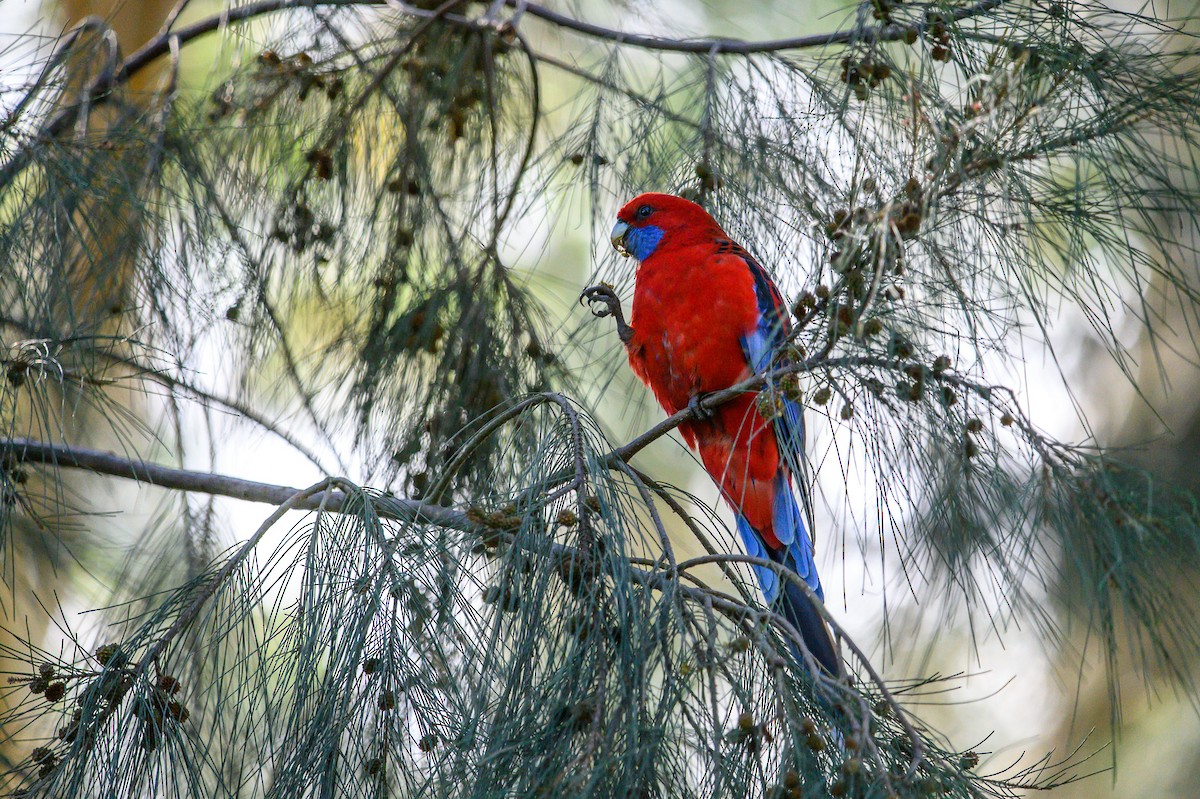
735,514,779,601
771,473,823,602
736,480,839,674
735,258,839,674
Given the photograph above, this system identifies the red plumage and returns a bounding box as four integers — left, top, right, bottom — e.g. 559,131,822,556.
618,194,786,549
602,192,840,674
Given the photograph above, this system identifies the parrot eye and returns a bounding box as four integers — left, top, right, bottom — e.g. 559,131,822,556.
636,204,653,219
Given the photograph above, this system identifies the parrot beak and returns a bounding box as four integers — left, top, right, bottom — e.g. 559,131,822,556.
610,220,631,258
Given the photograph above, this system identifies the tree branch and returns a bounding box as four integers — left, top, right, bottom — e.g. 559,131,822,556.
0,315,336,472
2,434,853,683
0,436,472,532
0,0,1009,188
510,0,1006,54
1,431,949,779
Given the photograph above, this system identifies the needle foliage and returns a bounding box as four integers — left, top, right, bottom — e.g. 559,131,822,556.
2,0,1200,796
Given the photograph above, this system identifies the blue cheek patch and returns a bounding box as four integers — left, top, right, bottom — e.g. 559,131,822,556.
626,225,665,260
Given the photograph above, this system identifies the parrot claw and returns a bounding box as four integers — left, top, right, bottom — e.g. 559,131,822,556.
580,284,634,344
687,393,714,420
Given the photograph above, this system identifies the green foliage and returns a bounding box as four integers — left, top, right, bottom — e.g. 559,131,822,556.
1,411,1025,798
2,0,1200,796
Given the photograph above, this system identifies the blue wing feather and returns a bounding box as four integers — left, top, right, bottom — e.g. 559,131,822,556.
723,240,837,672
728,240,817,543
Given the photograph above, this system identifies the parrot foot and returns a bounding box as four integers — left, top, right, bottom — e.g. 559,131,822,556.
687,393,714,420
580,284,633,344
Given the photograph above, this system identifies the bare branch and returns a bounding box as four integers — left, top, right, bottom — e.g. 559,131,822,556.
1,436,471,531
0,0,1010,188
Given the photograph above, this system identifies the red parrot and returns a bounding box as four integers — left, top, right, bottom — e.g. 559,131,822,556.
582,192,839,674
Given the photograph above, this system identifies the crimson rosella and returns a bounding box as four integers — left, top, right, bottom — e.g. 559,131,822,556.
582,192,840,674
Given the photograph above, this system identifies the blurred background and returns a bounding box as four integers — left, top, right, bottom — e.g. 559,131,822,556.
2,0,1198,795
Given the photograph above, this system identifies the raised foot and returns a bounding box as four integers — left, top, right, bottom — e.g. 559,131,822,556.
579,283,633,344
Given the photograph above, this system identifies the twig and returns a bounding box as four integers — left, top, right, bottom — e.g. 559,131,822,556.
136,478,336,675
0,316,336,472
505,0,1007,55
672,551,927,776
424,394,555,504
0,0,1010,187
0,436,467,530
3,431,945,781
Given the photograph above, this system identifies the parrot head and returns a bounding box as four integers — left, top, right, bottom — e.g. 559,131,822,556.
611,192,723,261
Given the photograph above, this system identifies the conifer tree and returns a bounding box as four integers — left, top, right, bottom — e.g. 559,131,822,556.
2,1,1199,796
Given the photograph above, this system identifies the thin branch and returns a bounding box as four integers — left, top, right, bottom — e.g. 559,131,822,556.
425,394,554,504
1,436,469,531
0,0,1010,188
2,434,875,690
136,477,336,675
507,0,1007,54
0,318,335,471
672,551,927,777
